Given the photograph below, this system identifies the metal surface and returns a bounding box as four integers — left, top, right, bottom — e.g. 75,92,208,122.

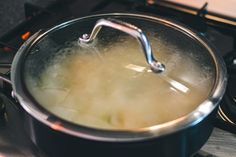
78,18,165,73
22,108,216,157
8,13,227,143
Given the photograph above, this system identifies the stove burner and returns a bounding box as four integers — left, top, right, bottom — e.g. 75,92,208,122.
216,51,236,133
219,52,236,124
218,74,236,126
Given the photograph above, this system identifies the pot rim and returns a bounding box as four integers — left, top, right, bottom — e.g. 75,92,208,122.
10,13,227,142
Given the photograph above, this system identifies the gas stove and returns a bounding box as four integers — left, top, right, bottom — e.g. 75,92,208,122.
0,0,235,157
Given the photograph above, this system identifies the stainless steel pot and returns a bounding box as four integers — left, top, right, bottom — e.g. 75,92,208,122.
0,13,227,157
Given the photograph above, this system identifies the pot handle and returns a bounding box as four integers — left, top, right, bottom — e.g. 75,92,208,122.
0,73,16,99
0,73,11,85
78,18,165,73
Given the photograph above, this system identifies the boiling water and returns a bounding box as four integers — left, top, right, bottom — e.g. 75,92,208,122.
26,37,214,130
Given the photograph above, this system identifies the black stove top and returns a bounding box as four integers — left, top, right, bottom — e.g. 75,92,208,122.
0,0,235,157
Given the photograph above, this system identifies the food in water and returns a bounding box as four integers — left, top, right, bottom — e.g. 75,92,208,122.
26,36,214,130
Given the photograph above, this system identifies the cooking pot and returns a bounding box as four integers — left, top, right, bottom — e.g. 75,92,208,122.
0,13,227,157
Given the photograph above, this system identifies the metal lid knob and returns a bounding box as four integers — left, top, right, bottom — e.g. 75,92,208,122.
78,18,165,73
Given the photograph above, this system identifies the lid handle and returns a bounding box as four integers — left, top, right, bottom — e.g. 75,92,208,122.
78,18,165,73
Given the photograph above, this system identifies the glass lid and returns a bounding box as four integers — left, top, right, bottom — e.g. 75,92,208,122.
22,14,216,130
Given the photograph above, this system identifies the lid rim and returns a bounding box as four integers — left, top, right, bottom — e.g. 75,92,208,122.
10,13,227,142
